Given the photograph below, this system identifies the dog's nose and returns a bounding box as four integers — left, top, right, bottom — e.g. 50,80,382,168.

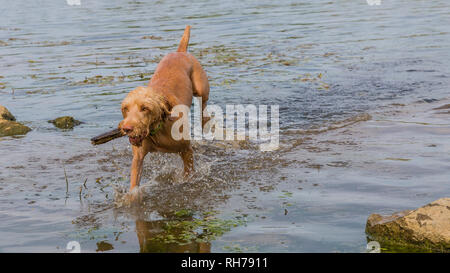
122,124,134,134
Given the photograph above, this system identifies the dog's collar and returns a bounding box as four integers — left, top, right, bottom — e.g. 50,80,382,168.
149,121,164,136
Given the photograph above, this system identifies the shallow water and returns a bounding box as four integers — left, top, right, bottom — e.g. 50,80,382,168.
0,0,449,252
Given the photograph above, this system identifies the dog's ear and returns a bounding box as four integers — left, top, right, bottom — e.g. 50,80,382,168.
159,98,172,121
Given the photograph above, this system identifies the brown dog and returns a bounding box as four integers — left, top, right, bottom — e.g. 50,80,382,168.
118,26,210,191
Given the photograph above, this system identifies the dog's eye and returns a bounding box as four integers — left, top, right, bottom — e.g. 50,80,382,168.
122,107,128,113
141,106,149,112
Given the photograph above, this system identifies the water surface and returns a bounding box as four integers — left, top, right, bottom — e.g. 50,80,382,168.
0,0,449,252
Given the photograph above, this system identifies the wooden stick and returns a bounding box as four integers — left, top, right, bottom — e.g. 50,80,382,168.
91,128,124,145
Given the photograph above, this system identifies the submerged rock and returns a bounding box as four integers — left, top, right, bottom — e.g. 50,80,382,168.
366,198,450,252
0,105,31,137
48,116,81,129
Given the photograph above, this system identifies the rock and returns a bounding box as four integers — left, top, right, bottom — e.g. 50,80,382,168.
48,116,81,129
0,105,16,121
0,120,32,137
0,105,31,137
366,198,450,252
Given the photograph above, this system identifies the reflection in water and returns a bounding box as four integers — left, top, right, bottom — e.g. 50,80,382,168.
130,205,244,253
136,219,211,253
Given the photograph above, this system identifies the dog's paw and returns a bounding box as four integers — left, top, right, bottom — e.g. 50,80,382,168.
114,186,143,207
128,187,143,204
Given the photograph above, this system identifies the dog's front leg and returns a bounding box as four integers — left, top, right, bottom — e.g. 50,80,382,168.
130,144,148,191
179,146,194,176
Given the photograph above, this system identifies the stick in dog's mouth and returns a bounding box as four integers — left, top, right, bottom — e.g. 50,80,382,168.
91,128,124,145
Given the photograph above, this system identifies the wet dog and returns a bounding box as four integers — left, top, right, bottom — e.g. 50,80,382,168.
118,26,210,191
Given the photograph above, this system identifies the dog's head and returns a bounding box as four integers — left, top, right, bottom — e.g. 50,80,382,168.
118,86,169,146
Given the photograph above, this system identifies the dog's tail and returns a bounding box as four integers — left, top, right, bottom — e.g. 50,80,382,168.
177,25,191,52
